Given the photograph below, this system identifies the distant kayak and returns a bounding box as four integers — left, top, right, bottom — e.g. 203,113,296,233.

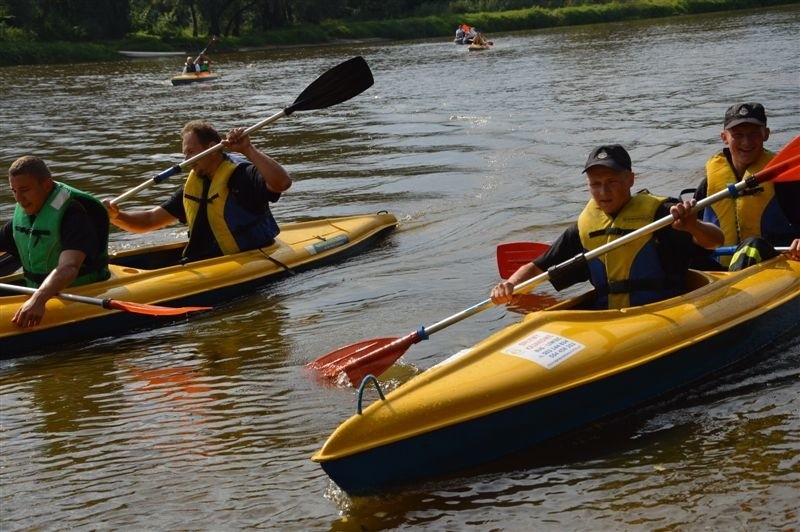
170,71,219,86
468,43,491,51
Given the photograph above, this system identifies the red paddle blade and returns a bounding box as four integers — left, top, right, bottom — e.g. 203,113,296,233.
765,135,800,167
757,136,800,183
106,299,211,316
307,333,420,387
496,242,551,279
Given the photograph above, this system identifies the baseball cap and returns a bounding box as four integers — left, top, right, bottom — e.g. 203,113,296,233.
582,144,632,173
724,102,767,129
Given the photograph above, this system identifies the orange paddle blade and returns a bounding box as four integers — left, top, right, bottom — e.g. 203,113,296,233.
496,242,551,279
307,333,419,386
106,299,211,316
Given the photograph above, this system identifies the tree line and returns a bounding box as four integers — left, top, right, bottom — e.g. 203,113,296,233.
0,0,594,41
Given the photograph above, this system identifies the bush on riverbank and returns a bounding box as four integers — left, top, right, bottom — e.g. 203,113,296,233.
0,0,796,67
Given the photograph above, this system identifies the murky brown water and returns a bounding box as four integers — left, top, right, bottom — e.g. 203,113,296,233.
1,6,799,530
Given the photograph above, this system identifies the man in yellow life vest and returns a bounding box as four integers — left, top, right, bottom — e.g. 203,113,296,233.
1,156,110,327
693,102,800,269
104,120,292,262
491,144,724,310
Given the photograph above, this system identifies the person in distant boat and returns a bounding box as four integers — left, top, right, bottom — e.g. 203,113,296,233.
692,102,800,269
195,53,211,72
490,144,724,310
455,24,471,44
104,120,292,263
472,33,486,46
0,156,110,327
183,56,196,74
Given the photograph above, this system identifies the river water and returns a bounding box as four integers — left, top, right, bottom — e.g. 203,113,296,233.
1,6,799,530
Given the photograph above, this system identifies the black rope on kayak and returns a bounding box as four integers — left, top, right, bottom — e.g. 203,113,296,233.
356,374,385,415
258,248,296,276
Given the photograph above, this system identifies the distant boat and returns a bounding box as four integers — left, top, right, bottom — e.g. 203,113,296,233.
170,71,220,86
119,50,186,58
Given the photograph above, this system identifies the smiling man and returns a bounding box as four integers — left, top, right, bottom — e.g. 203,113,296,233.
490,144,723,310
0,156,109,327
104,120,292,262
693,102,800,268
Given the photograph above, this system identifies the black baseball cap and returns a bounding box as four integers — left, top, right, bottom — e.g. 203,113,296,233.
724,102,767,129
582,144,632,173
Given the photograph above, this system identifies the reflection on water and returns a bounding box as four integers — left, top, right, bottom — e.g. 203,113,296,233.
1,5,799,529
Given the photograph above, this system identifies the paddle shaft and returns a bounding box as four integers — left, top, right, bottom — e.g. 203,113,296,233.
0,282,211,316
112,109,288,204
714,245,789,256
193,36,217,64
422,154,800,338
1,282,119,309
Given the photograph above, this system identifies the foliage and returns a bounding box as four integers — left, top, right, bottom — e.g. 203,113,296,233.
0,0,796,65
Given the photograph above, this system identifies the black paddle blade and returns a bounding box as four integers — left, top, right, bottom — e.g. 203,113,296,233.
285,56,374,115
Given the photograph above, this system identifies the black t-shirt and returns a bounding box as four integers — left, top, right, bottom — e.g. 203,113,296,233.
1,201,102,262
532,202,703,289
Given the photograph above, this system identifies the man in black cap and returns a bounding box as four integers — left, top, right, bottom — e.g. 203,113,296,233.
491,144,723,310
693,102,800,269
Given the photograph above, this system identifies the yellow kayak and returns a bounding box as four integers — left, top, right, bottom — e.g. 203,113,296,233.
0,212,397,357
313,256,800,495
170,71,219,85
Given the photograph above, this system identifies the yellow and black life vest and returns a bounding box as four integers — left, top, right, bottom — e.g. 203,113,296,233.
578,193,683,309
702,149,797,265
183,158,279,256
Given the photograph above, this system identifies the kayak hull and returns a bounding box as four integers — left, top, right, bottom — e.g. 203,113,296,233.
0,213,397,358
313,258,800,495
171,72,219,85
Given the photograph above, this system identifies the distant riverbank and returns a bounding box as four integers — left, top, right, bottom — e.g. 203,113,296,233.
1,0,796,67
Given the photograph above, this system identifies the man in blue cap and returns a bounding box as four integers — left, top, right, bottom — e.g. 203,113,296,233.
491,144,724,310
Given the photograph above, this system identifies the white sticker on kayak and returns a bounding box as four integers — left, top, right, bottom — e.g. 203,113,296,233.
305,234,349,255
502,331,584,369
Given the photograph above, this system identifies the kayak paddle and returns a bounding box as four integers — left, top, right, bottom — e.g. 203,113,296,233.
113,55,374,204
499,242,790,265
193,35,218,64
0,283,211,317
307,135,800,387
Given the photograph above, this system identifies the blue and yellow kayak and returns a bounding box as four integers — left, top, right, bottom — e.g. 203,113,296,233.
170,71,219,85
313,256,800,495
0,213,397,358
